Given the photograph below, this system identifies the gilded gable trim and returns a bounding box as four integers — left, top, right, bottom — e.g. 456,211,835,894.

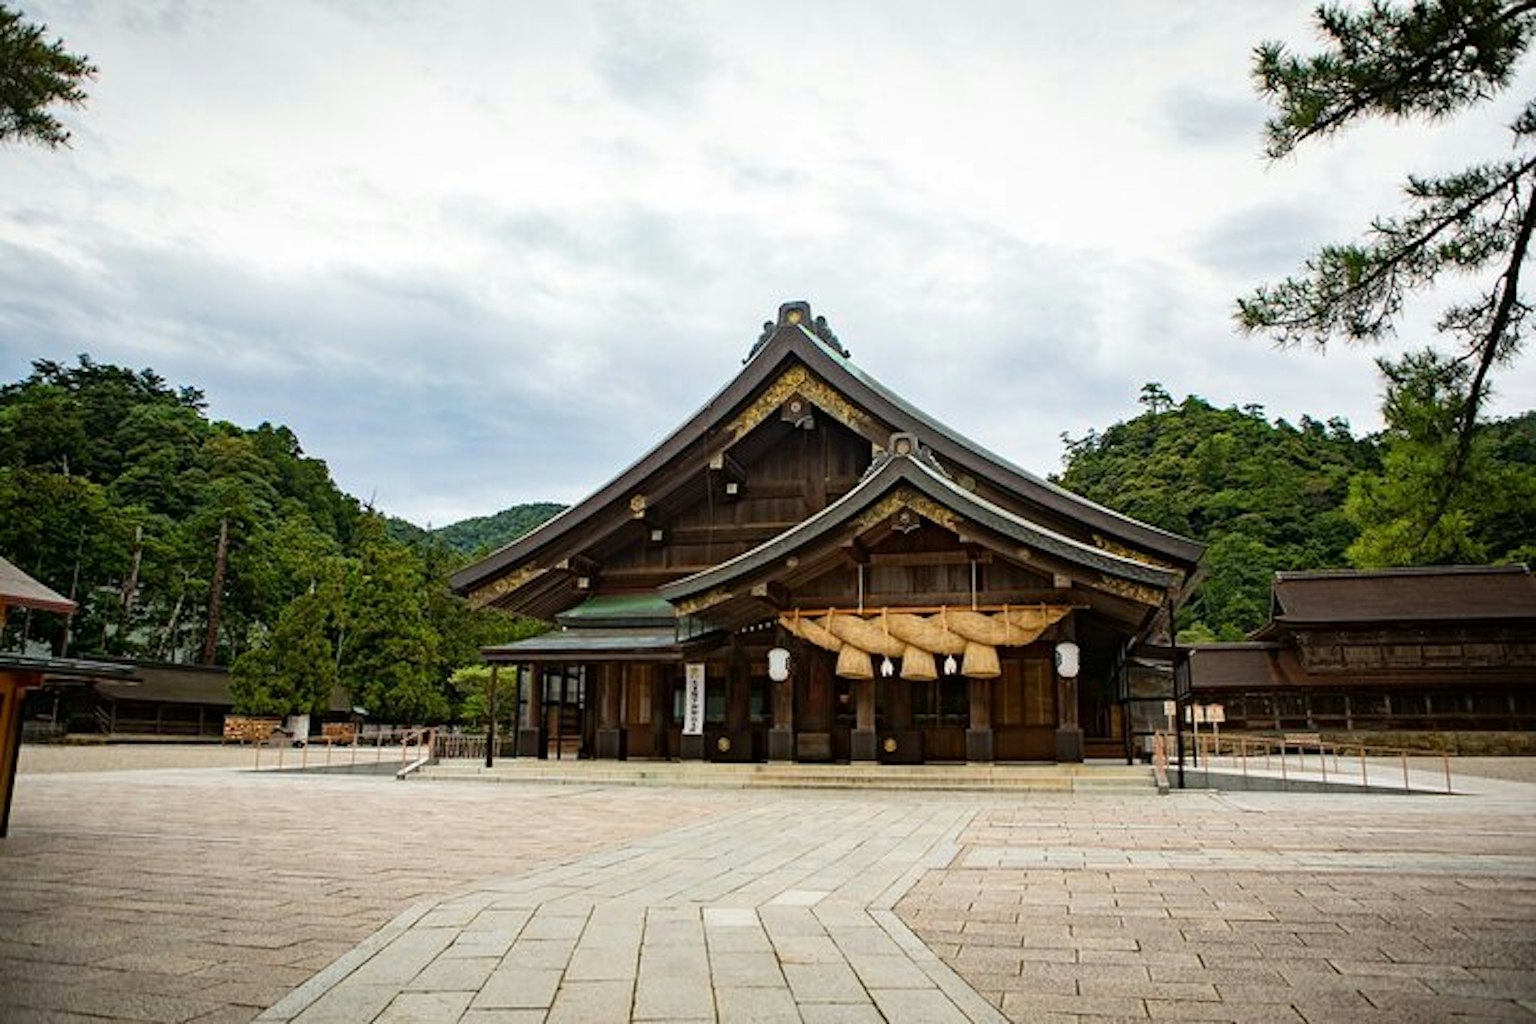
468,564,545,608
724,366,882,443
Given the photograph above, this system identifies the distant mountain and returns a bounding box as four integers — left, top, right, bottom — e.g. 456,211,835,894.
400,502,566,558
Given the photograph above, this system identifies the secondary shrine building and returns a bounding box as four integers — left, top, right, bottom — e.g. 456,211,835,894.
450,302,1205,763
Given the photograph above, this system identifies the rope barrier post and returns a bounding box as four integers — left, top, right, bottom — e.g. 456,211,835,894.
1443,750,1452,794
1401,750,1409,791
1360,746,1368,789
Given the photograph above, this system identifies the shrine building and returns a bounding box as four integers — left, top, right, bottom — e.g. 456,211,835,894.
449,302,1205,764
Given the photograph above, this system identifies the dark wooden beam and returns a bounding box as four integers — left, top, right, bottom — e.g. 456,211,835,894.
707,452,747,481
597,568,714,589
862,588,1077,608
867,550,992,568
667,523,801,544
749,580,792,609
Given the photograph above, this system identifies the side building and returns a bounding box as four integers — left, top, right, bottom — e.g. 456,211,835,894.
450,302,1205,764
1188,565,1536,752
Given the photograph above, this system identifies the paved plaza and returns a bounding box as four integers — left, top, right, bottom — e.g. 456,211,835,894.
1,750,1533,1023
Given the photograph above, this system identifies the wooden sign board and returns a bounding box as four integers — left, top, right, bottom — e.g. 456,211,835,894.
683,663,705,736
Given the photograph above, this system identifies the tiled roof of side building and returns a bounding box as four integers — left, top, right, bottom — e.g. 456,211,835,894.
1269,564,1535,625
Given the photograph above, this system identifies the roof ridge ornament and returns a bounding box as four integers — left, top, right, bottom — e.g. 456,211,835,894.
862,431,952,481
746,301,851,362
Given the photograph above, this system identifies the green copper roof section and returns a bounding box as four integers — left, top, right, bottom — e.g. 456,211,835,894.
555,594,680,627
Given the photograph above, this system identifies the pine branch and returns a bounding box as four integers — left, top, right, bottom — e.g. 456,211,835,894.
1418,177,1536,547
1238,156,1536,342
1261,0,1536,157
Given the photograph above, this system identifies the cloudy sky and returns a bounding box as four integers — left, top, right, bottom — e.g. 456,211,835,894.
4,1,1534,527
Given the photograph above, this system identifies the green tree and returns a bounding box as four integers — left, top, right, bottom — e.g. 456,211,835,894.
0,357,362,663
0,3,93,148
339,516,446,723
1346,348,1536,564
0,355,548,705
448,664,518,731
1239,0,1536,542
229,583,340,718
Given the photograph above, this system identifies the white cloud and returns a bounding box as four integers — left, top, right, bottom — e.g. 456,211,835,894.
2,0,1533,525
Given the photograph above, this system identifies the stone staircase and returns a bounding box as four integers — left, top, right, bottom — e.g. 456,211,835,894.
410,758,1157,793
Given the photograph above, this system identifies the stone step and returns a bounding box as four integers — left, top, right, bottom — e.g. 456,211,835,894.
411,760,1156,793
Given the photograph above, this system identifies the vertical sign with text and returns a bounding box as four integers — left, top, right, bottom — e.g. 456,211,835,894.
683,663,705,736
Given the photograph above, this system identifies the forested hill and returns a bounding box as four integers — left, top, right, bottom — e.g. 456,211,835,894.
389,502,566,557
1056,384,1536,641
436,502,566,555
0,357,537,724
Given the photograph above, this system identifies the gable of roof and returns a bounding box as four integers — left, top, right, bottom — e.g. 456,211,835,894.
450,302,1204,601
659,449,1181,608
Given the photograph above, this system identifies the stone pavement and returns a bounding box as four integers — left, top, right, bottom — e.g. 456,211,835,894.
2,753,1535,1023
258,794,999,1024
905,781,1536,1022
0,765,739,1023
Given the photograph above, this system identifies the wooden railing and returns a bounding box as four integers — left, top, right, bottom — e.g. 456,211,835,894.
250,727,436,774
1183,731,1455,794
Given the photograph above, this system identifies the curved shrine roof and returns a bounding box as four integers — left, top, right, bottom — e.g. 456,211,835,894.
450,302,1204,601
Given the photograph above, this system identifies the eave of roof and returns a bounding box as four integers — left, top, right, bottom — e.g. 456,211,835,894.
450,307,1204,597
659,452,1179,603
0,556,75,615
0,653,138,681
482,625,720,663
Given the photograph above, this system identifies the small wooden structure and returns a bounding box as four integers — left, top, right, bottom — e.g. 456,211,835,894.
1,557,78,835
452,302,1205,764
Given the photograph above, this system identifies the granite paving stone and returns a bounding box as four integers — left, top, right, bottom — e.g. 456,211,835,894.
4,749,1535,1023
545,979,633,1024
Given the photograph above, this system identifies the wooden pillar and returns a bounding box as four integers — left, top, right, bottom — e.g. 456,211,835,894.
850,677,877,762
651,664,671,760
796,651,833,762
1054,616,1084,763
713,642,750,762
485,663,499,767
596,663,626,760
727,642,751,731
879,676,923,764
519,663,544,758
0,672,31,838
887,677,912,730
966,677,994,762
